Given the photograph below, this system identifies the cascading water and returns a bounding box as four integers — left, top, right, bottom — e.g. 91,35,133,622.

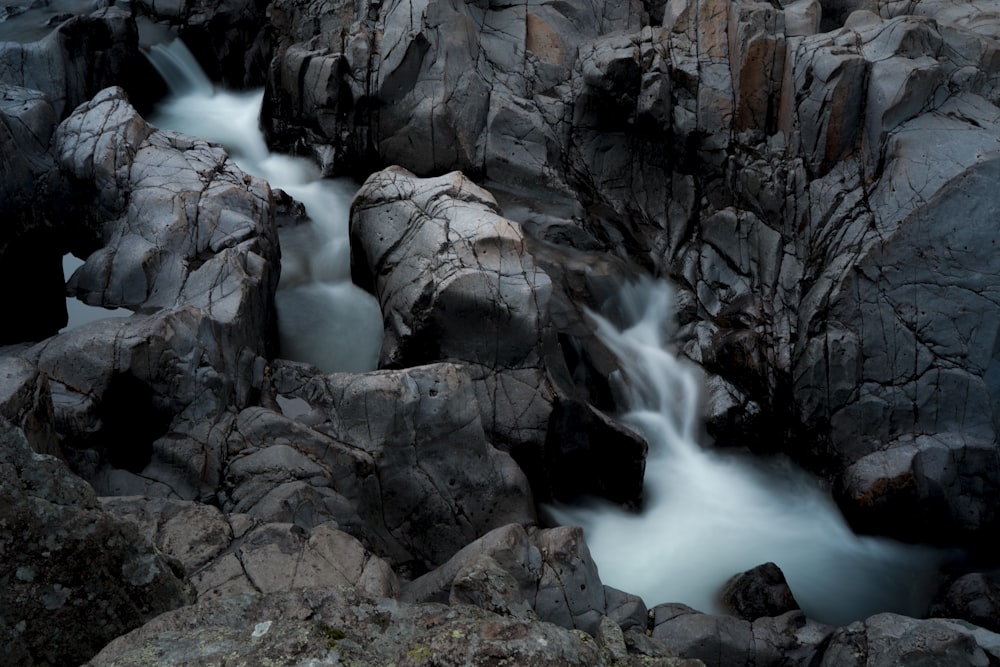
548,278,948,626
145,39,383,373
143,37,947,628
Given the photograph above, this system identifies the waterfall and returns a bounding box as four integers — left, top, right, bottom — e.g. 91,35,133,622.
144,38,946,627
549,278,947,626
145,39,383,373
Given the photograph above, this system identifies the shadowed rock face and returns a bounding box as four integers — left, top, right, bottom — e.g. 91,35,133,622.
0,421,191,667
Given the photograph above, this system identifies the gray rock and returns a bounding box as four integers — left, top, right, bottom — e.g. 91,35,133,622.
818,613,1000,667
930,572,1000,634
652,604,833,667
85,586,686,667
0,420,190,667
101,495,399,600
449,553,537,620
404,523,614,636
721,562,801,621
239,360,536,569
0,356,58,456
0,7,144,119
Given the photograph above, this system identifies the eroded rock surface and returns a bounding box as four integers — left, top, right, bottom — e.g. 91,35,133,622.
0,421,191,667
6,1,1000,664
85,586,698,667
260,0,1000,545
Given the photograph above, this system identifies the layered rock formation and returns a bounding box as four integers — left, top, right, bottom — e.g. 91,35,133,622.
4,0,1000,665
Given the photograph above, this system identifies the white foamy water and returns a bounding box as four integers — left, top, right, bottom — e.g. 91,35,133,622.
146,39,383,373
549,279,947,626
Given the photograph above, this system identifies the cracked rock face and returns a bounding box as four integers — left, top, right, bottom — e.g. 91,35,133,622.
85,586,694,667
237,358,537,571
7,0,1000,663
258,0,1000,544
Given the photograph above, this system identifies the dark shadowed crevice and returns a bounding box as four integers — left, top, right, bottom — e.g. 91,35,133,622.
98,373,173,474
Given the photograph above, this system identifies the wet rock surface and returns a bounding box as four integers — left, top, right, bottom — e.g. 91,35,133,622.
4,0,1000,665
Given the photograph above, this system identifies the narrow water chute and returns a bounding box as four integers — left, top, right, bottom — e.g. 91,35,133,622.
550,278,946,626
144,39,383,373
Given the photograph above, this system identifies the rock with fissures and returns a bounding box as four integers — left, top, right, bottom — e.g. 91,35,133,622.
0,422,190,667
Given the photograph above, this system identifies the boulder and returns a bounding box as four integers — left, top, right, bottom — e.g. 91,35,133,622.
929,572,1000,634
817,613,1000,667
403,523,631,637
235,359,536,571
652,604,833,667
0,421,190,667
0,7,149,118
721,562,801,621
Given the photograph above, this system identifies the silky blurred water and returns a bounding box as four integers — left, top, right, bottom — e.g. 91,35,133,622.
548,278,948,626
147,38,947,627
146,39,383,372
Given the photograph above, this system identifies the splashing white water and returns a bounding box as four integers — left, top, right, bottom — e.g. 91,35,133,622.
146,39,383,372
549,278,946,626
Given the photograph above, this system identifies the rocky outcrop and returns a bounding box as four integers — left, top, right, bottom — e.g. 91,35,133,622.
0,7,147,118
7,1,1000,664
261,0,1000,545
349,166,648,506
239,358,536,571
85,586,698,667
402,523,648,637
0,421,191,667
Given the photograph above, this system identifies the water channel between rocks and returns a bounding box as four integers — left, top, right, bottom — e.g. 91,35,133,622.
142,39,950,628
146,39,383,374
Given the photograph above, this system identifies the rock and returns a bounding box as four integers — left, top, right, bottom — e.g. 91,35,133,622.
817,613,1000,667
261,0,646,177
239,359,536,570
7,85,283,498
349,167,646,506
350,167,552,372
404,523,614,636
101,495,399,600
0,420,191,667
721,562,801,621
85,586,687,666
604,586,649,633
546,395,648,506
0,356,59,456
930,572,1000,634
352,170,550,440
651,604,755,667
651,604,833,667
449,553,536,620
0,7,149,118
